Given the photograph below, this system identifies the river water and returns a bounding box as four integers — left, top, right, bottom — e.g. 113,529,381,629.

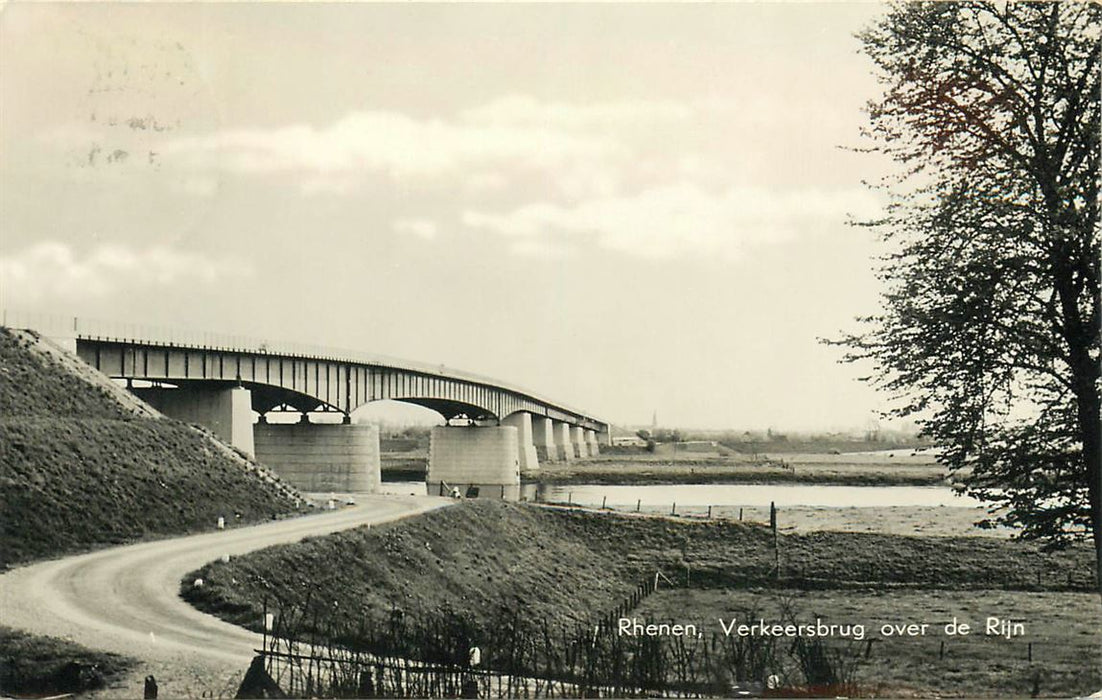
376,481,1002,536
380,482,979,508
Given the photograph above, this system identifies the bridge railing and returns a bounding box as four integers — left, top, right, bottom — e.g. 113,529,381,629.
1,308,606,426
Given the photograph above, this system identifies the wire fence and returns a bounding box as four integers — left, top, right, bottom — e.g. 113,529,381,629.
239,567,869,699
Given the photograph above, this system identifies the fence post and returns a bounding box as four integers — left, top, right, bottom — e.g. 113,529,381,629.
262,597,268,655
671,502,676,516
771,501,779,577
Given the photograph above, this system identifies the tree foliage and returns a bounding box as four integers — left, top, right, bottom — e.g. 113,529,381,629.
836,3,1100,555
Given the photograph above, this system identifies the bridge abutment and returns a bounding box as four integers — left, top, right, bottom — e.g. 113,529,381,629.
133,385,255,457
501,412,539,473
253,421,381,493
427,425,520,499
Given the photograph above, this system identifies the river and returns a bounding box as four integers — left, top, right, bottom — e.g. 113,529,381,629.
380,482,979,508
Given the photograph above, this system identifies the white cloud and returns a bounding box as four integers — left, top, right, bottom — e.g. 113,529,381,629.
394,219,439,240
161,109,618,183
146,95,875,252
460,94,694,130
153,95,716,198
462,184,881,261
0,242,251,303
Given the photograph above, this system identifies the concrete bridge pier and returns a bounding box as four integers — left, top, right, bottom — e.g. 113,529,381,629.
553,420,574,462
571,426,587,459
502,412,539,473
132,385,255,457
427,425,521,500
532,416,558,463
253,417,381,494
585,429,601,457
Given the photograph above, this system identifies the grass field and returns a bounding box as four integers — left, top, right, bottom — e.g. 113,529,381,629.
704,503,1014,538
631,588,1102,697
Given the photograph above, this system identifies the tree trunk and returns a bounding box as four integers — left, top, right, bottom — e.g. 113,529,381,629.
1082,390,1102,603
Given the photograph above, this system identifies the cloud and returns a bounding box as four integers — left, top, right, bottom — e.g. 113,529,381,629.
460,94,694,130
153,95,712,198
393,219,439,240
161,109,619,183
462,184,881,261
140,95,876,259
0,242,251,303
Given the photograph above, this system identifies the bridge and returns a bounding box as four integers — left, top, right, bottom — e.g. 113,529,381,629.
9,312,608,497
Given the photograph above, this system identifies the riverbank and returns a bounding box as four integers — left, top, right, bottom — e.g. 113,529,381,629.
381,442,950,487
383,454,950,487
529,453,948,486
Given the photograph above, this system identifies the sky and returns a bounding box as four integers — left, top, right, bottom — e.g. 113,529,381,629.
0,2,903,432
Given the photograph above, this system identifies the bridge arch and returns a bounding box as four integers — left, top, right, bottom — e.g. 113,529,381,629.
385,398,497,423
70,334,607,495
75,338,606,433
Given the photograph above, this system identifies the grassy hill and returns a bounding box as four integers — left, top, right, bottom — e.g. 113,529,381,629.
184,500,1095,636
0,327,305,568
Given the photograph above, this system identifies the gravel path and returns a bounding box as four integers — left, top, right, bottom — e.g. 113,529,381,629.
0,494,449,698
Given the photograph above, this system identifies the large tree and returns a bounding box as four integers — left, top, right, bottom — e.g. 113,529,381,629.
837,2,1100,585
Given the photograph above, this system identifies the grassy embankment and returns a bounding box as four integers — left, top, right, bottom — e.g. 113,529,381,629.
185,500,1099,697
0,627,136,697
0,327,306,696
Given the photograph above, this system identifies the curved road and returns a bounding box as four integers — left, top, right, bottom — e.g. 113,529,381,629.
0,494,448,698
